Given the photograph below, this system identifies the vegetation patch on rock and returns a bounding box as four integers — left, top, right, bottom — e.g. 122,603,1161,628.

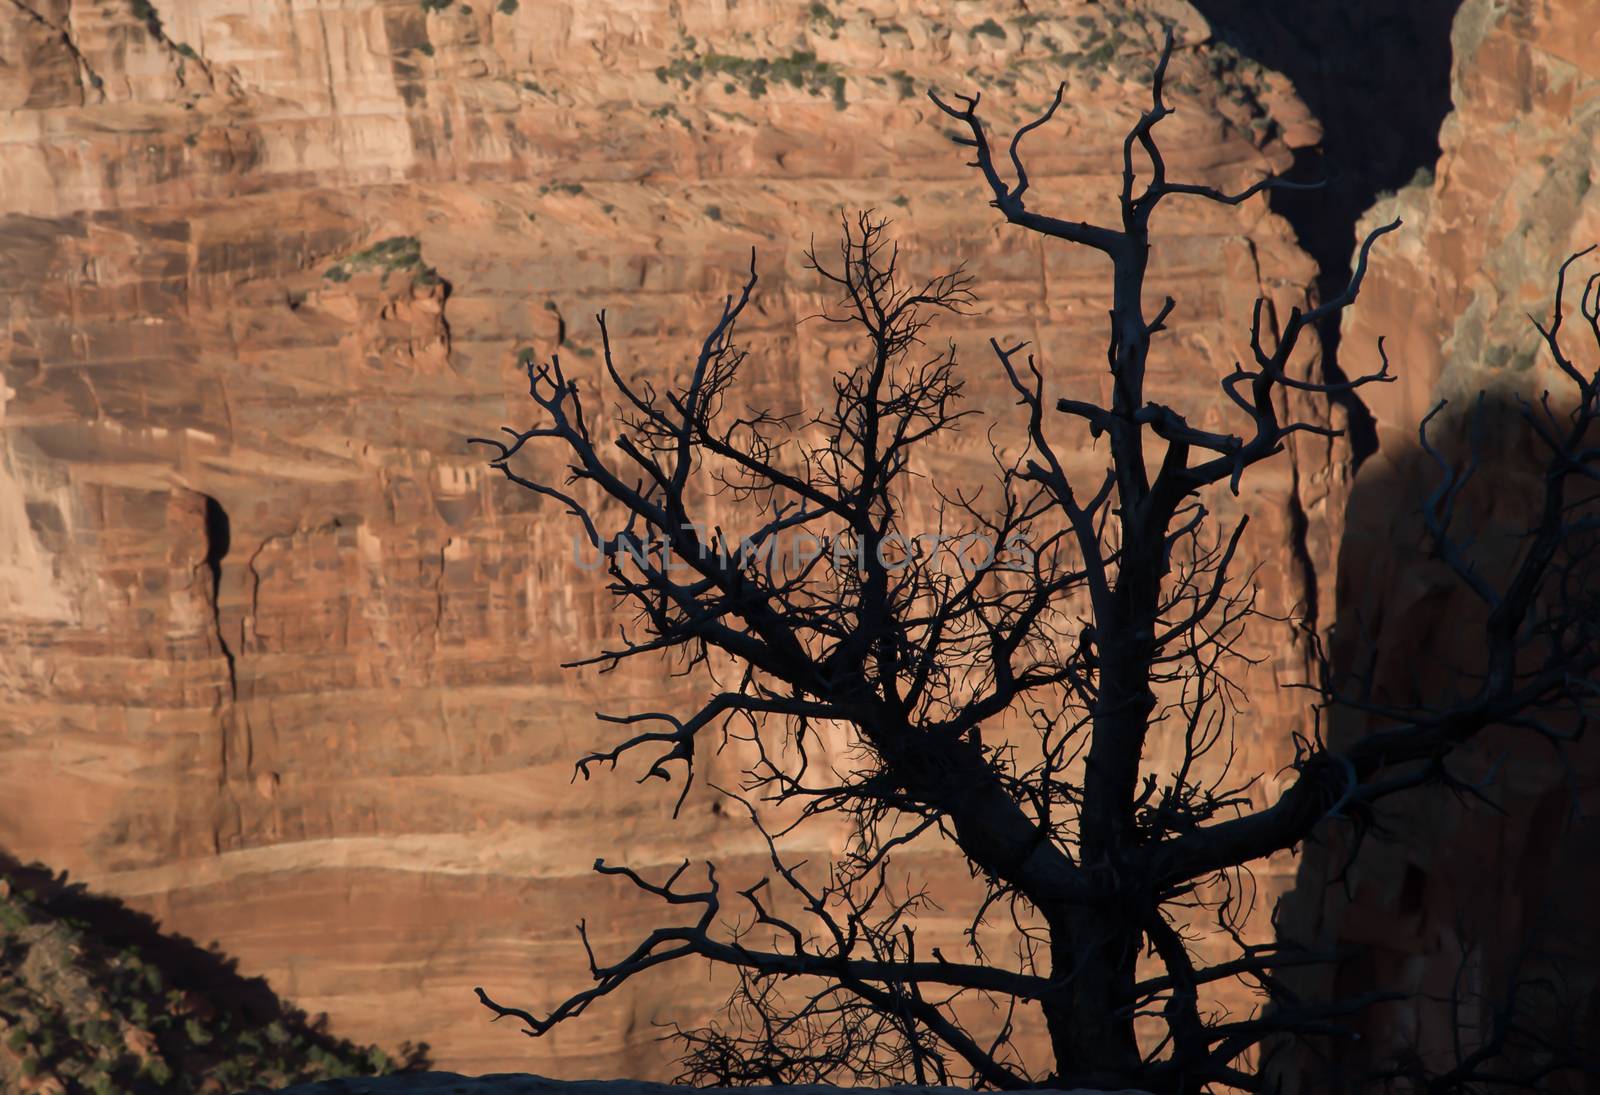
323,236,443,289
0,860,428,1094
655,45,847,110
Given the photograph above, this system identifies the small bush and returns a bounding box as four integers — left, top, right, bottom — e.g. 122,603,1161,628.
808,1,843,31
139,1055,173,1084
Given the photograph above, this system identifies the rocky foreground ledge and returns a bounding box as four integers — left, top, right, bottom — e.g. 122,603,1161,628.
263,1074,1149,1095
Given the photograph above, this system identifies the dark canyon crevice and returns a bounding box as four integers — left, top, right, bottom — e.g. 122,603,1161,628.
1191,0,1464,469
201,493,237,699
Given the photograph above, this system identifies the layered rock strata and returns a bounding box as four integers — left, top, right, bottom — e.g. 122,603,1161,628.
0,0,1437,1079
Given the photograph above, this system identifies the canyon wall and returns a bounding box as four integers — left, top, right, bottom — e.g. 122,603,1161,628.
4,0,1588,1084
0,0,1334,1076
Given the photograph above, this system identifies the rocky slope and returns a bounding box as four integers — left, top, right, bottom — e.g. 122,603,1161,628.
2,0,1577,1083
0,856,426,1094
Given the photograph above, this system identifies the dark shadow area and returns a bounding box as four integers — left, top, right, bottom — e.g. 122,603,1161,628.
0,852,430,1093
201,494,238,696
1190,0,1463,466
1268,395,1600,1092
201,495,230,593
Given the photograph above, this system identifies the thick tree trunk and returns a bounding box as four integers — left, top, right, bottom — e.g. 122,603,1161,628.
1057,484,1166,1086
1044,907,1144,1087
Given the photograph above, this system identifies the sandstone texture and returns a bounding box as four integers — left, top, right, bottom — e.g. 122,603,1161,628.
0,0,1331,1073
0,0,1581,1084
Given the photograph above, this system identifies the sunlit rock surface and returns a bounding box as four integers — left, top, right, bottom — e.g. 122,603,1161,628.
3,0,1551,1080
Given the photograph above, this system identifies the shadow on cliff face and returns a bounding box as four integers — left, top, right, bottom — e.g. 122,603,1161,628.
1269,395,1600,1091
0,853,430,1092
1190,0,1463,466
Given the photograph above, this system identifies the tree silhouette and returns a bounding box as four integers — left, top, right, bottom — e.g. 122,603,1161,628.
468,31,1600,1093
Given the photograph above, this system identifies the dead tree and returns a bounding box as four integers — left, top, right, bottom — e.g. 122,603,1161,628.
468,30,1600,1093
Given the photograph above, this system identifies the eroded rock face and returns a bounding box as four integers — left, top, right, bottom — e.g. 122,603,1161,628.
1272,0,1600,1087
0,0,1409,1080
1341,0,1599,442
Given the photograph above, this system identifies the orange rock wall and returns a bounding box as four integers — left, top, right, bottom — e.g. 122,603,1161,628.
0,0,1523,1080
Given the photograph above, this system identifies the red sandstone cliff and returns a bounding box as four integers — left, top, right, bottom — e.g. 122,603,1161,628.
3,0,1584,1083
